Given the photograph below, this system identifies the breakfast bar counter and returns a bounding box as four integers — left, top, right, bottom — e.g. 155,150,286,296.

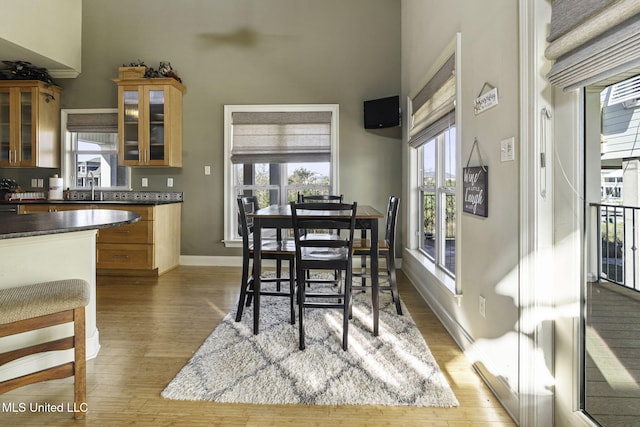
0,209,140,383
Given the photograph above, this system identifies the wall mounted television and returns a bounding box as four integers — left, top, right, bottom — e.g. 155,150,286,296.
363,95,400,129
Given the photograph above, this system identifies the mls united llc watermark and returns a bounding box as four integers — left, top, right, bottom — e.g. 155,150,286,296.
1,401,88,414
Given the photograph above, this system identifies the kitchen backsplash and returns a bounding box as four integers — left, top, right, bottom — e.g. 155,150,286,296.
68,190,183,202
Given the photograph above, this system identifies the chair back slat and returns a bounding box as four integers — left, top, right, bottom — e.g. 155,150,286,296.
297,193,344,203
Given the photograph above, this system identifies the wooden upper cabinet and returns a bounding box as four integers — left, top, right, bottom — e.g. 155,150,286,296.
0,81,61,168
114,78,186,167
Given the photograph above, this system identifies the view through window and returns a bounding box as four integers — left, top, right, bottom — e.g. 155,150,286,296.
418,125,456,276
224,105,339,243
585,73,640,426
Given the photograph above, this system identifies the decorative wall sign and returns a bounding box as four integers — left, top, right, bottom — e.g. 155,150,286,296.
463,138,488,217
474,82,498,115
463,166,488,217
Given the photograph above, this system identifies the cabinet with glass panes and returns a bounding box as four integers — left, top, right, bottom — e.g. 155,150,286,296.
0,81,61,167
113,77,186,167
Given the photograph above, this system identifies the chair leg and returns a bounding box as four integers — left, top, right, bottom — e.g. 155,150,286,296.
235,256,251,321
342,271,351,351
288,259,295,325
298,269,306,350
276,259,282,292
245,263,256,307
73,307,86,420
388,252,402,315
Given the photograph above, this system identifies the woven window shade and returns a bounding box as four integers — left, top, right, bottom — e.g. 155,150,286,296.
408,54,455,148
66,113,118,133
545,0,640,90
231,111,332,164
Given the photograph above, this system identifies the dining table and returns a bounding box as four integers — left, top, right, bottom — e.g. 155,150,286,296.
249,203,384,337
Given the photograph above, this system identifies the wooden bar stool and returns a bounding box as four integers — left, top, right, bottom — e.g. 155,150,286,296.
0,279,90,419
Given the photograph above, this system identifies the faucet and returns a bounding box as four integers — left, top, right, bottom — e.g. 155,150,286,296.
89,171,95,200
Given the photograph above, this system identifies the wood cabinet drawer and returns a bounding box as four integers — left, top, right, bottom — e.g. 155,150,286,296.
97,243,154,270
92,205,154,221
19,204,74,213
97,220,152,244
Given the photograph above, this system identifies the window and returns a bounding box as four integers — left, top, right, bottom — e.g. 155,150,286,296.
418,124,456,276
407,33,460,290
61,109,130,190
224,104,339,245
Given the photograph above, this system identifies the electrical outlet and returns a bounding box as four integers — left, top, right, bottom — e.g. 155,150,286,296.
167,178,173,187
141,177,148,187
479,295,486,318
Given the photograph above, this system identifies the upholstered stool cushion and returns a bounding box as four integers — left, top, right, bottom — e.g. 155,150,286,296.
0,279,90,325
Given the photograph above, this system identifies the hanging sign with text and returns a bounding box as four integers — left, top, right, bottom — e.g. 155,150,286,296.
463,166,488,217
474,87,498,115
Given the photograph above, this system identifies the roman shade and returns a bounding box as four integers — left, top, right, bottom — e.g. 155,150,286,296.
66,113,118,133
545,0,640,90
408,54,456,149
230,111,332,164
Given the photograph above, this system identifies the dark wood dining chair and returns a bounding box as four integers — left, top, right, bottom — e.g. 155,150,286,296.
296,193,345,285
235,196,296,325
352,196,402,315
291,201,357,351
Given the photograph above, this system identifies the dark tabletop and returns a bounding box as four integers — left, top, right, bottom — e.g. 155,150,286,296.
0,209,141,240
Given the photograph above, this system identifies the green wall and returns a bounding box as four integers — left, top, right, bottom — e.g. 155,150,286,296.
1,0,402,257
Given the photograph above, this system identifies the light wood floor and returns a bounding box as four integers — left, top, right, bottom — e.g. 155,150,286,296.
2,266,515,426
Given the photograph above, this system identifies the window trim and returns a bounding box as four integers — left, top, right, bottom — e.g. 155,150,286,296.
60,108,131,191
223,104,340,247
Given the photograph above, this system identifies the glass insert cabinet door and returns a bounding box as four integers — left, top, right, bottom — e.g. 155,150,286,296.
120,86,169,165
0,86,36,167
116,79,185,167
20,90,33,164
0,89,9,164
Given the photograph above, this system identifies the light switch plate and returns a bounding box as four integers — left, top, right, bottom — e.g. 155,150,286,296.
501,137,515,162
204,165,211,175
167,178,173,187
141,177,148,187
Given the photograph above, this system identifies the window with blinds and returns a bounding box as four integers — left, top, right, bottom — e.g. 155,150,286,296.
230,111,332,164
407,33,461,292
545,0,640,90
61,109,130,190
223,104,339,245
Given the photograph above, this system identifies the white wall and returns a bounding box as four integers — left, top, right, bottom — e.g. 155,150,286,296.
401,0,521,420
0,0,82,76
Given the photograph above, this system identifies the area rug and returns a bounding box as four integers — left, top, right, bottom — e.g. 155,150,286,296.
161,285,459,407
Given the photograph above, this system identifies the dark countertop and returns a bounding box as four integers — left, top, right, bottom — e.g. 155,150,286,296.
0,209,141,240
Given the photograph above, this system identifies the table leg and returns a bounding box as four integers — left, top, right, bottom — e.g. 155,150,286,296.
253,217,262,335
371,219,379,336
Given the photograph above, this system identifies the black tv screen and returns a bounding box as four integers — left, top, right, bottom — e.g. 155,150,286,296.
364,95,400,129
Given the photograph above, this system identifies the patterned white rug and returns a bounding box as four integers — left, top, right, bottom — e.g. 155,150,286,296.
161,286,459,407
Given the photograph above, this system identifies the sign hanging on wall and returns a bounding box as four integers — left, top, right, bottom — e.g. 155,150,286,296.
474,82,498,115
463,166,488,217
463,137,488,217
